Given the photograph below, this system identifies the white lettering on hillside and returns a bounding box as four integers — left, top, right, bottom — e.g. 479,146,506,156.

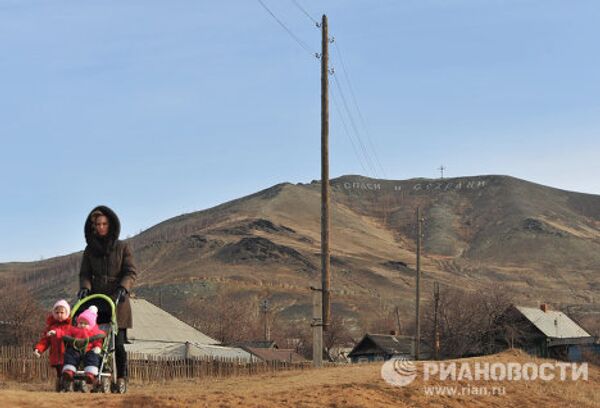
340,179,487,194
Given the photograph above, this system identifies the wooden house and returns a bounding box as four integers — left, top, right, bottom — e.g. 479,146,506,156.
347,334,430,363
498,304,595,361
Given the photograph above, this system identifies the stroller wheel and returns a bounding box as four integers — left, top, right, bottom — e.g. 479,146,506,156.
111,377,127,394
79,381,89,393
99,376,111,393
60,377,74,393
74,379,86,393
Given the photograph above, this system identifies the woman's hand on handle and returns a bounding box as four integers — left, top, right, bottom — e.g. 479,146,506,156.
77,288,90,300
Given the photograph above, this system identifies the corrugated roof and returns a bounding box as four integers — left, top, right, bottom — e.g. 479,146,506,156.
190,344,256,361
128,298,219,345
126,341,256,361
516,306,592,339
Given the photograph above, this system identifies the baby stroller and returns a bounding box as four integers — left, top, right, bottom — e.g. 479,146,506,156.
60,294,119,393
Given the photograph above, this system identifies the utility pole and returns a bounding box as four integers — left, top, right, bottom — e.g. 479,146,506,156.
433,281,440,360
260,299,270,342
395,306,402,335
311,286,323,367
320,14,331,332
313,14,330,368
415,207,423,360
438,165,446,179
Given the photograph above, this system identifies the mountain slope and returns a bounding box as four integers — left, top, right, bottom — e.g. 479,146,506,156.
1,175,599,329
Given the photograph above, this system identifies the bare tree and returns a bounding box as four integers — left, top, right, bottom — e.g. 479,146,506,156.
422,284,516,358
182,290,261,345
271,317,313,358
0,278,44,345
365,301,398,334
323,314,354,361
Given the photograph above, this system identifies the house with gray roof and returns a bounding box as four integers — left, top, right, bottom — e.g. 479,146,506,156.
125,298,256,362
498,304,595,361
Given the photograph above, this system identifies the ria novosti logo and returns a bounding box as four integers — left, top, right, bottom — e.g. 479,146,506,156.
381,359,588,388
380,357,417,387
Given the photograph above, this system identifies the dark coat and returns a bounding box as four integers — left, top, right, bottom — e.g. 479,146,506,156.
79,205,138,329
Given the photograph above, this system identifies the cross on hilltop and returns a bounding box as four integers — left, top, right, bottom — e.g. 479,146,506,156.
438,165,446,179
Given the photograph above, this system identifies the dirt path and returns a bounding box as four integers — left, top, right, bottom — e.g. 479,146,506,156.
1,351,598,407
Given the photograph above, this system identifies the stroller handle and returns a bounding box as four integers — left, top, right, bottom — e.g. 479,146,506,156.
70,294,118,328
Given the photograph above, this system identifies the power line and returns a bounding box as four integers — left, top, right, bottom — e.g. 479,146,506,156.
331,84,369,175
289,0,319,26
256,0,317,58
333,41,387,178
254,3,385,179
332,72,379,177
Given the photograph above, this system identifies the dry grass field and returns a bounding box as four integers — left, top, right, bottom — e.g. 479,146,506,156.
1,350,598,407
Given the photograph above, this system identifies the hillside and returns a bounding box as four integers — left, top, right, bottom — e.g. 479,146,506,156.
1,175,599,332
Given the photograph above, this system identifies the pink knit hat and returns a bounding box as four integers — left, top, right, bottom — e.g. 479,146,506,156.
52,299,71,318
77,305,98,327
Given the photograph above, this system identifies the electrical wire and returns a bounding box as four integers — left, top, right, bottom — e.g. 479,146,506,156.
333,41,387,178
289,0,319,26
332,72,379,177
331,84,369,176
256,0,316,58
256,0,387,181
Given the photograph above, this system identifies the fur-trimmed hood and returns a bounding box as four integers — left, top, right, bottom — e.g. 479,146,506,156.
84,205,121,255
84,205,121,244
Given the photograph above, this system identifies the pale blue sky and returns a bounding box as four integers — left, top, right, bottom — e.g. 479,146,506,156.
1,0,599,262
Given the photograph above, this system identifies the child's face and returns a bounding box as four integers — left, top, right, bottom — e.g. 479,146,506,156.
53,306,68,322
77,319,90,328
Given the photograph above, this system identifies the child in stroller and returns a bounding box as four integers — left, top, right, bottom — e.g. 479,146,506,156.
61,305,105,386
59,294,119,393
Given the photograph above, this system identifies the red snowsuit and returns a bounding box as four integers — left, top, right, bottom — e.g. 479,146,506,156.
63,324,105,351
34,314,72,367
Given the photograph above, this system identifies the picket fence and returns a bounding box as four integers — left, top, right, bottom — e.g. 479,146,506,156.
0,346,311,383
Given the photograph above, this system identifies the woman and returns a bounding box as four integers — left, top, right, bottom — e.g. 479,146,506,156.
77,205,137,393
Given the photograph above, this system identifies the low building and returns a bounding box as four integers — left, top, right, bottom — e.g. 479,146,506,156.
241,346,307,363
347,334,430,363
125,298,256,362
498,304,595,361
235,340,278,349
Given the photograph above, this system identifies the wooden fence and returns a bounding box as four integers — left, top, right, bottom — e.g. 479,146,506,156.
0,346,311,383
0,346,54,382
